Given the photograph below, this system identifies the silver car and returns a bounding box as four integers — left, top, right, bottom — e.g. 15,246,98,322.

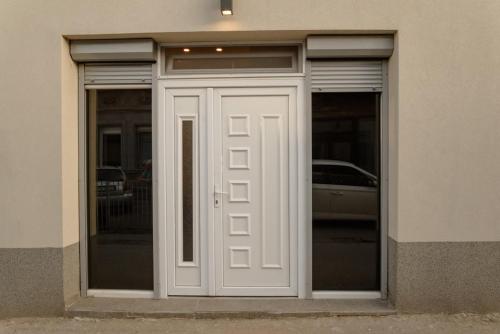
312,160,377,221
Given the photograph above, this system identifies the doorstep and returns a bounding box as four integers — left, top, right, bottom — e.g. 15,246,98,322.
65,297,396,319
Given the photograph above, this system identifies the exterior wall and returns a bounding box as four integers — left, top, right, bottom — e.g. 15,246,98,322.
0,0,499,315
389,238,500,313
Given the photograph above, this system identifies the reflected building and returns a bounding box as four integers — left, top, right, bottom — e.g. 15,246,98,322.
87,89,153,290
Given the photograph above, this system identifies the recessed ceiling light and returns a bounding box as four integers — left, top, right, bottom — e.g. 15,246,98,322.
183,48,190,53
221,9,232,15
216,48,223,52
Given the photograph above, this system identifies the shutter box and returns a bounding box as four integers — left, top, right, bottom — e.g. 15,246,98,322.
70,39,156,62
306,35,393,58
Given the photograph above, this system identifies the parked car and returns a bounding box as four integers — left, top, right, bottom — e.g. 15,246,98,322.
97,167,133,206
312,160,377,221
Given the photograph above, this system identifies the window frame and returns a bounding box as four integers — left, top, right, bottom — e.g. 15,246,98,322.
306,60,389,300
78,64,159,299
160,43,304,76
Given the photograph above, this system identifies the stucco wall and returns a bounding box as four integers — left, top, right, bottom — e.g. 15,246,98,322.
1,0,500,250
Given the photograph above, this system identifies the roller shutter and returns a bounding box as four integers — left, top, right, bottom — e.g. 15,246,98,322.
83,63,153,85
310,61,383,92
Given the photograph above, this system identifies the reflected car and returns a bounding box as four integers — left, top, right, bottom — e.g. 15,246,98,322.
97,167,133,206
312,160,377,221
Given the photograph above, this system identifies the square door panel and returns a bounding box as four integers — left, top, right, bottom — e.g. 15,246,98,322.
229,147,250,169
229,181,250,202
228,115,250,136
229,247,251,268
229,214,251,236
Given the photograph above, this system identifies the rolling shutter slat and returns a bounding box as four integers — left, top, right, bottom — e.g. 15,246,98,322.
311,61,383,92
84,64,152,85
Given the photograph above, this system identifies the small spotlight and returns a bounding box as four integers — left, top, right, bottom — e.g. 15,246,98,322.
183,48,190,53
221,0,233,15
216,48,223,52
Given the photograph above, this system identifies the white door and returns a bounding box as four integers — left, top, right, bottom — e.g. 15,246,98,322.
162,82,298,296
213,87,297,296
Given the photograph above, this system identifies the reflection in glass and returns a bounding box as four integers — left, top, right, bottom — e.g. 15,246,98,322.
87,89,153,290
173,57,293,70
182,120,194,262
312,92,380,291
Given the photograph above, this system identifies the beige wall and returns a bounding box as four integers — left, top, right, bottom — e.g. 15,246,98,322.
60,39,79,247
1,0,500,248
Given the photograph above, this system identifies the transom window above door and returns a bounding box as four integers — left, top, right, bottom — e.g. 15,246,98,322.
161,45,301,75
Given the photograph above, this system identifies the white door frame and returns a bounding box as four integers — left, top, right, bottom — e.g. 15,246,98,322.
157,76,306,298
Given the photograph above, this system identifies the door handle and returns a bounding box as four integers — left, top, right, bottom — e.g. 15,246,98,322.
214,185,227,208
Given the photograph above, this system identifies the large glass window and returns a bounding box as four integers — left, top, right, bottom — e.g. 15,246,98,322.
87,89,153,290
312,92,380,291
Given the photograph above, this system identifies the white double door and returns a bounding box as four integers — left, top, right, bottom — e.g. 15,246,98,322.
161,79,298,296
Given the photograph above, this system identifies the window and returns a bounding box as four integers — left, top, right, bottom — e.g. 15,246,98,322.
136,126,152,169
163,45,300,74
181,120,194,262
312,92,380,291
99,127,122,167
87,89,153,290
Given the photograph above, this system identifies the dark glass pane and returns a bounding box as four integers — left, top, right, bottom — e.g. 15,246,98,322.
87,89,153,290
136,129,152,168
173,57,293,70
312,92,380,291
101,133,121,166
182,121,194,262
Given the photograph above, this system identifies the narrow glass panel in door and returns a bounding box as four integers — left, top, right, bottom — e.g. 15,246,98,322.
312,92,380,291
182,120,194,262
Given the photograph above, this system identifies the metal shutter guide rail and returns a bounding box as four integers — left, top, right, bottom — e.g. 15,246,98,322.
84,64,152,85
311,61,383,92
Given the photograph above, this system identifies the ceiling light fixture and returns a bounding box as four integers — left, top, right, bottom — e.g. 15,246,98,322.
221,0,233,15
216,48,223,52
183,48,190,53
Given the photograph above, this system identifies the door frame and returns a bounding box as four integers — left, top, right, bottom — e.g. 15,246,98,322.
158,76,306,298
